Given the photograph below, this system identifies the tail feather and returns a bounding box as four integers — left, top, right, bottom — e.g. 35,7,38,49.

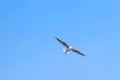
63,49,66,53
63,49,67,54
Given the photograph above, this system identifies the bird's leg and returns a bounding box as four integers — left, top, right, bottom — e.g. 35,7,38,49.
64,49,68,54
65,52,67,54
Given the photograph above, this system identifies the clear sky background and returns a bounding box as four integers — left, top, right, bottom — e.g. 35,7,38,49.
0,0,120,80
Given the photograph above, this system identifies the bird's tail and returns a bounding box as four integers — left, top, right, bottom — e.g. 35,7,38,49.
63,49,67,54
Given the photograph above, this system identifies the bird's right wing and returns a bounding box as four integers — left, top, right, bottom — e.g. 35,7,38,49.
55,37,69,48
72,49,86,56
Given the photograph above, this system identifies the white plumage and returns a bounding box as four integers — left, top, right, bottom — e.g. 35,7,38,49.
55,37,86,56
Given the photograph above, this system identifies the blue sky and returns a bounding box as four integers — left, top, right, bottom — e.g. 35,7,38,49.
0,0,120,80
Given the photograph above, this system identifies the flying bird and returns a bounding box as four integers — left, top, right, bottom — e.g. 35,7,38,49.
55,37,86,56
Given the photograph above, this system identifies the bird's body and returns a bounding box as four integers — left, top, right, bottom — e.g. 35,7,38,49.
55,37,86,56
63,46,74,54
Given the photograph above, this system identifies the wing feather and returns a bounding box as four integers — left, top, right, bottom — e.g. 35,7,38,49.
55,37,69,48
72,49,86,56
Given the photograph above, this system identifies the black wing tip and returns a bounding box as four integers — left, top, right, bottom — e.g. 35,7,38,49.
55,37,61,41
55,37,58,39
80,52,86,56
82,54,86,56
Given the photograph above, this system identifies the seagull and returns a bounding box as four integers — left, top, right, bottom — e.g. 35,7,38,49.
55,37,86,56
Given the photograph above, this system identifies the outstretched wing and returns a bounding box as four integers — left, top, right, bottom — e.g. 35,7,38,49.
72,49,86,56
55,37,69,48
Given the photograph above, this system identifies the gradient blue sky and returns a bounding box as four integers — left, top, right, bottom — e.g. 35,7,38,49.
0,0,120,80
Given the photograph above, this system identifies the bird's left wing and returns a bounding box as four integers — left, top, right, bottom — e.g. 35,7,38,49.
72,49,86,56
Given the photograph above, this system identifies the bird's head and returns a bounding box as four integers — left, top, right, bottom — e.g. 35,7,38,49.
69,46,74,49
